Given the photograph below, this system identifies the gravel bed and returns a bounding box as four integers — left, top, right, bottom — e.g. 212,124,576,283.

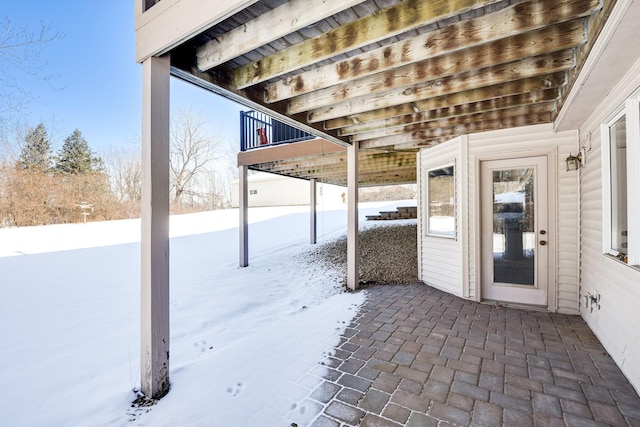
304,221,419,286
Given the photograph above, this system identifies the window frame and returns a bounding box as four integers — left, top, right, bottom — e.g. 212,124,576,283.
601,89,640,266
425,162,457,239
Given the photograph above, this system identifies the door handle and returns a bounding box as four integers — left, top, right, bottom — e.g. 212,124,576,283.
540,240,547,246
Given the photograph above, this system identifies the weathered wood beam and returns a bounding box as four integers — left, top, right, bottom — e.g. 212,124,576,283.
248,167,416,187
322,74,565,128
360,112,551,149
350,102,555,141
256,151,417,176
271,160,417,178
265,165,418,182
233,0,504,89
358,170,417,186
339,89,558,136
195,0,365,72
237,138,344,166
265,0,599,103
302,164,418,179
288,21,584,114
255,156,345,174
391,140,446,151
307,49,575,123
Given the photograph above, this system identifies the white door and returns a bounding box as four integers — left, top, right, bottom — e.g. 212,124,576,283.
480,156,549,306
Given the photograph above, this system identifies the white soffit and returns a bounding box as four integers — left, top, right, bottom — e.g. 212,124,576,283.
135,0,258,63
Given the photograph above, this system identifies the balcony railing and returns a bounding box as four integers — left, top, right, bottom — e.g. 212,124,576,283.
240,110,314,151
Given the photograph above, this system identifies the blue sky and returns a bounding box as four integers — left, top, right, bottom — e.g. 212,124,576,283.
3,0,244,152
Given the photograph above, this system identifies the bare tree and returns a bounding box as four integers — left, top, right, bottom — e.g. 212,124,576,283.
170,107,221,207
104,147,142,203
0,18,62,121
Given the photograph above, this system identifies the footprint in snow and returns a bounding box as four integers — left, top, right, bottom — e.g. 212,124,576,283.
227,382,244,397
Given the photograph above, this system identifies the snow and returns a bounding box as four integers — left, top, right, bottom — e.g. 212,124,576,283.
0,201,414,426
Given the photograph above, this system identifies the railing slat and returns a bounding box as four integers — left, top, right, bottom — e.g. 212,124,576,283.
240,110,314,151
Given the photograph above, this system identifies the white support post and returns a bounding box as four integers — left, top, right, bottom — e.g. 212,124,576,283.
347,141,359,290
239,165,249,267
141,54,170,399
310,178,317,244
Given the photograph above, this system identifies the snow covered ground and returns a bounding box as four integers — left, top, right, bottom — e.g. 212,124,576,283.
0,201,414,426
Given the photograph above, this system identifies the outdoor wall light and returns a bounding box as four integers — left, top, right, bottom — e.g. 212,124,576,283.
565,152,583,171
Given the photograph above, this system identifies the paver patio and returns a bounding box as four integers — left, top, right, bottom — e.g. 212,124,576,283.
288,283,640,427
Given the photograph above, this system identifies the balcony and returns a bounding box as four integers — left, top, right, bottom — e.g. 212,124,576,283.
240,110,314,151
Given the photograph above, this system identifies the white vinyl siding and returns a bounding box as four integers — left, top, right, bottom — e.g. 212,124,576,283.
577,61,640,393
419,137,465,297
419,124,578,311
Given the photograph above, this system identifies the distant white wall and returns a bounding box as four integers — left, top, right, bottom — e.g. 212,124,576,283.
230,172,345,208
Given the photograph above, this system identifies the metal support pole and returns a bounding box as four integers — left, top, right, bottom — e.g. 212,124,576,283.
310,178,317,244
347,141,359,291
239,165,249,267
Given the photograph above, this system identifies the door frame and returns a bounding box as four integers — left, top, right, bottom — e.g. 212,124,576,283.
473,148,558,312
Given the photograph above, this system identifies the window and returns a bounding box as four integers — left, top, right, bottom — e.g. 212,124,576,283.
609,114,627,255
426,164,456,238
602,90,640,266
249,189,258,195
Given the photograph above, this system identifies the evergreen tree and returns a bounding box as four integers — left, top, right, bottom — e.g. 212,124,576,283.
55,129,103,174
17,123,52,171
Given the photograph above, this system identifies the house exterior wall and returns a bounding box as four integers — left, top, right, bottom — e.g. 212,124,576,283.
231,173,345,208
576,58,640,394
419,124,579,314
418,137,467,298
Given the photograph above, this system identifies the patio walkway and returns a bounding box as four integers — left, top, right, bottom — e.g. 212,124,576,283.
288,283,640,427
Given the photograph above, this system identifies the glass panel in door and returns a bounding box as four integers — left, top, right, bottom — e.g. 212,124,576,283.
492,168,535,286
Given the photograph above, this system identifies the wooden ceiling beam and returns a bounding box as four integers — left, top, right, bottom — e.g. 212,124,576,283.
263,167,418,187
350,102,555,141
306,49,575,123
322,74,565,128
360,112,552,149
288,21,584,114
233,0,504,89
265,164,418,180
265,0,598,103
195,0,365,71
338,89,558,136
257,151,416,175
358,171,417,186
237,138,344,166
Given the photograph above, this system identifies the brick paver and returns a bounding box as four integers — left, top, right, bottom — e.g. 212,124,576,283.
289,284,640,426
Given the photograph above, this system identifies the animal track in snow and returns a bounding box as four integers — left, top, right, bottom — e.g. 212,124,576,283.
193,340,212,353
226,382,244,397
